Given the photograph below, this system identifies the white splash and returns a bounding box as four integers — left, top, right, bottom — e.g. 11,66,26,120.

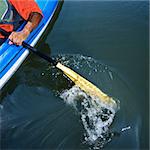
60,85,116,147
121,126,131,132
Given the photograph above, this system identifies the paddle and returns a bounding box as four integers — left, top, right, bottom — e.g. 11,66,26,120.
0,28,117,109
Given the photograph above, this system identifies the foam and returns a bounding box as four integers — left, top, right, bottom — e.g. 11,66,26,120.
60,85,116,147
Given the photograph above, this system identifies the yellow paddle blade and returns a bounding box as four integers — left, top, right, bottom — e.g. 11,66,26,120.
56,62,117,108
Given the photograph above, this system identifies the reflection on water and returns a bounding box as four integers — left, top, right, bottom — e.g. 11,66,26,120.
1,85,83,149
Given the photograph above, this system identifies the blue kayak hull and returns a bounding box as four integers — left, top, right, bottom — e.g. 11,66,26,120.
0,0,59,89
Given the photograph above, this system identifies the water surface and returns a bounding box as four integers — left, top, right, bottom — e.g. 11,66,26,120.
0,1,149,149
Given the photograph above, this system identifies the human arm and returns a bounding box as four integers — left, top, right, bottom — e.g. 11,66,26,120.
9,12,42,45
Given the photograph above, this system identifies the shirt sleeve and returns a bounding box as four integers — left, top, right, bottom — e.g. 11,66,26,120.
0,24,13,38
9,0,43,21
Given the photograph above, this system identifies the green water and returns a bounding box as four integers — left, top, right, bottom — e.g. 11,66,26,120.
0,1,149,149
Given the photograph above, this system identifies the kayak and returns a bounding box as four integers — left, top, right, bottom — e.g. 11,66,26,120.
0,0,60,90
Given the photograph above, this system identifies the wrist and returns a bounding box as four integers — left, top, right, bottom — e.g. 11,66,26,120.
22,22,33,34
22,28,30,35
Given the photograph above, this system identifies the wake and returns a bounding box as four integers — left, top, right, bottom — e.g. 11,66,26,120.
60,85,117,148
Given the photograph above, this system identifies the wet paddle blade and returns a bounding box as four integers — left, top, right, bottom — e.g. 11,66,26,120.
56,62,117,109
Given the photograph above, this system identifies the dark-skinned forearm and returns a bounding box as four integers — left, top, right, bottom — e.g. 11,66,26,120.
22,12,43,34
9,12,43,45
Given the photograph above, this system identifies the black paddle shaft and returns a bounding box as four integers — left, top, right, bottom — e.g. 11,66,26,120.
0,28,57,66
22,42,57,66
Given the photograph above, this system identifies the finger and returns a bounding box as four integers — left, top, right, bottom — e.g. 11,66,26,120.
9,33,19,45
18,41,22,46
18,38,23,46
14,36,23,46
8,32,15,45
9,41,13,45
8,32,15,40
15,39,21,46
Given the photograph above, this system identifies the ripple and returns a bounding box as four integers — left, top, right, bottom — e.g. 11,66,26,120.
60,85,116,147
55,54,121,148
